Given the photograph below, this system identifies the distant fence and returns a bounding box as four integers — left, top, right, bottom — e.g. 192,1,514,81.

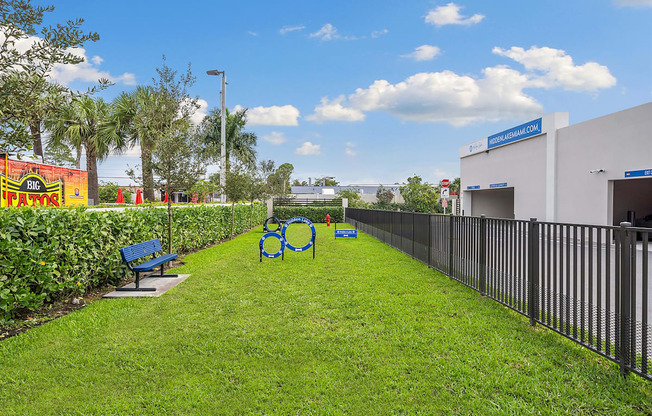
273,198,342,207
345,208,651,381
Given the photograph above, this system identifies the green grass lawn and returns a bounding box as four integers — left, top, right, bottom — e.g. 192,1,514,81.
0,224,650,415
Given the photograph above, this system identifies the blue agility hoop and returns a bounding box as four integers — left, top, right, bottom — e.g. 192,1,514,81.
281,216,316,252
263,216,282,232
259,232,285,259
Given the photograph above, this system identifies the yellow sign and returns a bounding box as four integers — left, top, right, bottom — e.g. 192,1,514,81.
1,173,62,207
1,157,87,207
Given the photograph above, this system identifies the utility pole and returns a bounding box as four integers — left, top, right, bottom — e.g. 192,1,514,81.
206,69,227,203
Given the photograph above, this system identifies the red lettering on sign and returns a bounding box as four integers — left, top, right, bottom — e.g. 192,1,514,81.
28,194,40,206
17,193,28,207
50,193,60,207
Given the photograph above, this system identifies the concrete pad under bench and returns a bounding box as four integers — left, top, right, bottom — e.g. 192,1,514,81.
103,274,190,298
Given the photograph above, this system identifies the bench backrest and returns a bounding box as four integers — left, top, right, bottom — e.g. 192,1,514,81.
120,239,162,263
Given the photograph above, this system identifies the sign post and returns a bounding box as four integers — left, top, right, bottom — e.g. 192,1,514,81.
441,179,450,214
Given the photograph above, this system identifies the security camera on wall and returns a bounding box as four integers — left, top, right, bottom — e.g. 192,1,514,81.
589,169,606,174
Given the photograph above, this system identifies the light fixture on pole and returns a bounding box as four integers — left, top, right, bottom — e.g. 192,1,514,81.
206,69,227,203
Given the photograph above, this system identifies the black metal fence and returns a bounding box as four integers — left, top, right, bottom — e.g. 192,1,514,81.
273,198,341,207
345,208,651,381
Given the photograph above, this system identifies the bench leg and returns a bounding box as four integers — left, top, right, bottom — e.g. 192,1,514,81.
146,263,178,278
116,271,156,292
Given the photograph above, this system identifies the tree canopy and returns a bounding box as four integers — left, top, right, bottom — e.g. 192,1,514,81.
0,0,108,155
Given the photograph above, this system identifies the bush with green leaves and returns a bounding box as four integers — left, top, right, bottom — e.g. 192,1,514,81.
98,181,134,204
0,204,266,323
273,207,343,223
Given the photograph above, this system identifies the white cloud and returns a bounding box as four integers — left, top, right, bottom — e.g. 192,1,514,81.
371,29,389,38
306,95,366,123
425,3,485,26
49,47,137,86
295,142,321,155
190,98,209,125
614,0,652,7
402,45,441,61
345,142,357,156
308,46,615,125
234,104,300,126
309,24,338,41
493,46,617,91
262,131,287,145
0,31,136,86
248,31,258,36
280,25,306,35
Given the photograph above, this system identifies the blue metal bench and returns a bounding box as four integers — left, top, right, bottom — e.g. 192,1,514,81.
334,221,357,239
118,239,178,291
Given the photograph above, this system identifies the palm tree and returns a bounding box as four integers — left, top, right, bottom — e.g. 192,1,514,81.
47,96,124,205
112,86,160,202
202,107,257,170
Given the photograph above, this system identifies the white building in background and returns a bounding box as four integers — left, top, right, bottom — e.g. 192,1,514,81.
291,185,404,204
460,102,652,227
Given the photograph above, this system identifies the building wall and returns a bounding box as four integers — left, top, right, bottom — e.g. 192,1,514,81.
555,102,652,225
461,133,548,220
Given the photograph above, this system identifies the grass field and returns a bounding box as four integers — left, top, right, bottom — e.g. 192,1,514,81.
0,224,650,415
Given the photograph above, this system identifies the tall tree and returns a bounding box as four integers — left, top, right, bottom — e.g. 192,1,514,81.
0,1,108,156
400,175,439,213
47,96,124,204
113,86,159,202
145,58,204,252
202,107,257,171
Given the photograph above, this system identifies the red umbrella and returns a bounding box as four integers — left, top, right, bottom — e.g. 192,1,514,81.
163,192,169,203
115,188,125,204
135,189,143,205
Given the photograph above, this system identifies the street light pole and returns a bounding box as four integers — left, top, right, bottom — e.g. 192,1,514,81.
206,69,227,203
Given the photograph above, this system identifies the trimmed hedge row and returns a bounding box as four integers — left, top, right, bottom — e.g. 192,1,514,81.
0,204,266,322
272,206,344,223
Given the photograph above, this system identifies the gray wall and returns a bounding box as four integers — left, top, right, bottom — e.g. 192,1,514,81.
470,188,515,219
555,102,652,225
461,133,547,220
612,178,652,227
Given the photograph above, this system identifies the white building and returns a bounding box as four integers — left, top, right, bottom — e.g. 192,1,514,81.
460,102,652,227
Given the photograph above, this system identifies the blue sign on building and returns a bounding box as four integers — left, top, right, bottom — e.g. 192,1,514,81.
490,182,507,188
488,118,542,149
467,185,480,190
625,168,652,178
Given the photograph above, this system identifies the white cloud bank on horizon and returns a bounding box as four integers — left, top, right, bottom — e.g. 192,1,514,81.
306,46,617,126
425,3,485,27
295,141,321,155
402,45,441,61
234,104,300,126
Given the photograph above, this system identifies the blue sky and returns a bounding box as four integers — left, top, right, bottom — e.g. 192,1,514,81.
46,0,652,186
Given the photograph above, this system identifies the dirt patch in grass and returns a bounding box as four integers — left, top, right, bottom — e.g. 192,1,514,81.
0,260,188,342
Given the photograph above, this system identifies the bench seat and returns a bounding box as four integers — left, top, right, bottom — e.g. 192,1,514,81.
132,253,178,272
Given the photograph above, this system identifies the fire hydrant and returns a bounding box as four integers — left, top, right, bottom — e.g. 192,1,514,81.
325,214,331,227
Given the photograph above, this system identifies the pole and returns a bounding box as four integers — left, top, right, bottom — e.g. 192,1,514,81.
220,72,227,204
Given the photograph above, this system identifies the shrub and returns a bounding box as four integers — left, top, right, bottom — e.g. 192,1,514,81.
273,206,344,223
98,181,133,204
0,204,266,323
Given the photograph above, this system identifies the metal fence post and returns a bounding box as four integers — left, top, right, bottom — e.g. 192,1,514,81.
480,215,487,295
448,214,454,278
619,221,632,376
528,218,539,326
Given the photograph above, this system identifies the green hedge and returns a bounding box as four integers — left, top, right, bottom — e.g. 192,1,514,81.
0,204,266,322
272,206,344,223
